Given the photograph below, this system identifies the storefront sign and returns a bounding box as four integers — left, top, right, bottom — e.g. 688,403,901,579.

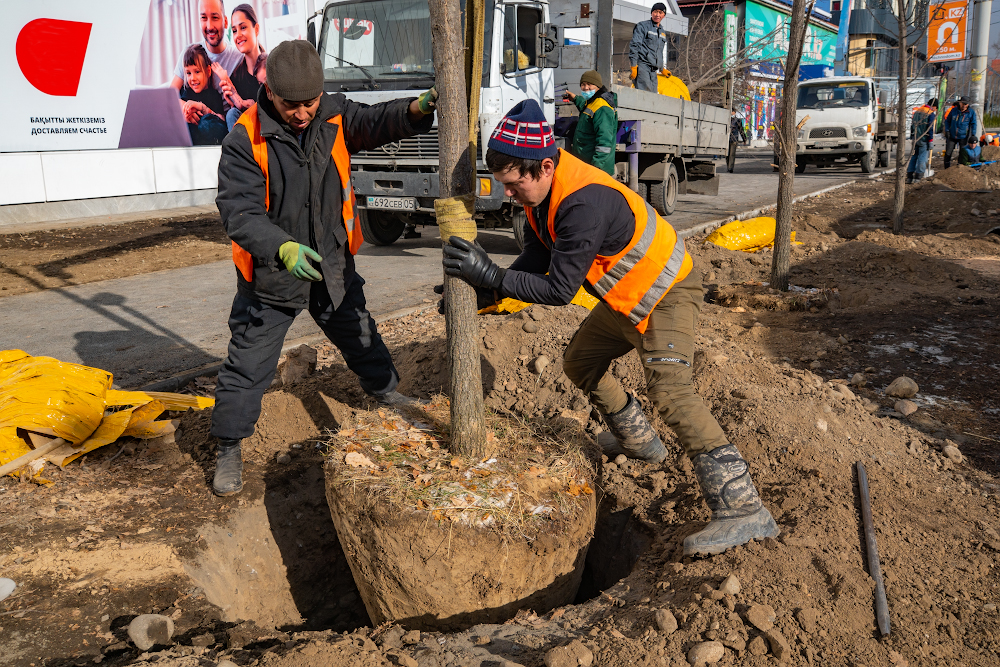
744,1,836,66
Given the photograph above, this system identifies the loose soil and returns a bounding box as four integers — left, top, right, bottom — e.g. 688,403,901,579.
0,213,229,297
2,181,1000,667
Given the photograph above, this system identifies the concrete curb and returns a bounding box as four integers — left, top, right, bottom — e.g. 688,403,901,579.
134,303,437,393
678,167,897,240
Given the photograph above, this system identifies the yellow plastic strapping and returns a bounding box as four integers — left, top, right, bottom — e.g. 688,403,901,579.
436,194,477,243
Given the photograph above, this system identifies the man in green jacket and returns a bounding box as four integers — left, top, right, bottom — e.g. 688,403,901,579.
563,70,618,175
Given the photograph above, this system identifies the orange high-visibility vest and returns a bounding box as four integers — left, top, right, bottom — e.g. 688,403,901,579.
524,149,693,333
231,104,362,282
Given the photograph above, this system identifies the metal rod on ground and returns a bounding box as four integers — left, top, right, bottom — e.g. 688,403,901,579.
0,438,69,477
856,461,891,637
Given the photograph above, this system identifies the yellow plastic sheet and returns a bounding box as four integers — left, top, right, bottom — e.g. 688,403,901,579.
705,217,797,253
657,71,691,101
480,287,599,315
0,350,214,477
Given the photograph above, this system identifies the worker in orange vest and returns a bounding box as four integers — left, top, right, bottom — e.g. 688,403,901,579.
211,40,437,497
442,100,779,557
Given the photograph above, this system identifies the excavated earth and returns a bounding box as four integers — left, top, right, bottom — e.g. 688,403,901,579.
2,179,1000,667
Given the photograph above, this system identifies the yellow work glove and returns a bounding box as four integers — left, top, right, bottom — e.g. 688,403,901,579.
630,66,638,80
278,241,323,281
417,87,438,115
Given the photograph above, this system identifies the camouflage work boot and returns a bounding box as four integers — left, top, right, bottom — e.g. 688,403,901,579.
213,438,243,497
597,394,667,464
684,444,779,556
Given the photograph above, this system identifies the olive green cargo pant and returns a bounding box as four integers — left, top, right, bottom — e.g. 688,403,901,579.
562,268,728,457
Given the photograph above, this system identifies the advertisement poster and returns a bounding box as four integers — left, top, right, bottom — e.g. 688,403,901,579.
722,9,738,70
743,1,836,67
2,0,311,154
926,0,968,63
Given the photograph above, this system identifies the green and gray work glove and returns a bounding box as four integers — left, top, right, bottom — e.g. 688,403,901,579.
278,241,323,281
417,87,438,115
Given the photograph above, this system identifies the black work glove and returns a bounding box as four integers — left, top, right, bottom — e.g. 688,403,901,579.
442,237,506,291
434,284,498,314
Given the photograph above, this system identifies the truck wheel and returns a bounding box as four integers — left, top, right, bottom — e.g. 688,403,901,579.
359,209,405,246
795,159,807,174
878,145,889,167
650,163,678,216
860,149,875,174
512,207,527,250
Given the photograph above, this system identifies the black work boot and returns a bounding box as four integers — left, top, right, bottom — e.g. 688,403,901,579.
905,172,914,184
684,444,779,556
596,394,667,464
213,438,243,497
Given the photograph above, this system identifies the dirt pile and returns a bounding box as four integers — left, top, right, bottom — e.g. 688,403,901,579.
2,188,1000,666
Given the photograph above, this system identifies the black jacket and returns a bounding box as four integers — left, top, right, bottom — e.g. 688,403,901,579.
217,91,432,309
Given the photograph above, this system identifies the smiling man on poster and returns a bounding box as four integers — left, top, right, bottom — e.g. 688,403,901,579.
169,0,242,92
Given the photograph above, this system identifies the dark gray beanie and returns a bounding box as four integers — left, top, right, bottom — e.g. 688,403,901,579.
580,70,603,88
267,40,324,101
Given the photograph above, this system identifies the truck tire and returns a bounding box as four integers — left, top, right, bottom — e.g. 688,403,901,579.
878,147,889,168
512,207,528,250
650,163,678,216
772,154,779,172
795,159,807,174
359,209,405,246
860,148,875,174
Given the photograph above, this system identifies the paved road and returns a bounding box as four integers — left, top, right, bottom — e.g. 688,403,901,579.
0,153,884,388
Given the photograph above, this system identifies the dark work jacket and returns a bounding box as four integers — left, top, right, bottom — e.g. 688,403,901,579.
502,184,634,305
217,91,432,310
629,19,668,70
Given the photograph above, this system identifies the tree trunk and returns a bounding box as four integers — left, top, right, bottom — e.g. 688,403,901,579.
428,0,487,456
770,0,810,291
892,0,907,234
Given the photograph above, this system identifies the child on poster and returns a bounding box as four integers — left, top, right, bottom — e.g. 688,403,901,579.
179,44,229,145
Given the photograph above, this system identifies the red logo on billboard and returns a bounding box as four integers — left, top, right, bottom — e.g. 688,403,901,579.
16,18,93,96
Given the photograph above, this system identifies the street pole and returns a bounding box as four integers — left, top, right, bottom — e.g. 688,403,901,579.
970,0,992,124
596,0,614,85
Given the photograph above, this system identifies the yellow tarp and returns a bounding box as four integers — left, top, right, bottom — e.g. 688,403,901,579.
0,351,214,478
480,286,599,315
657,71,691,101
705,217,797,253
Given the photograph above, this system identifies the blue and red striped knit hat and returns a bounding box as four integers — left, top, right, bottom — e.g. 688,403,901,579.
488,100,557,159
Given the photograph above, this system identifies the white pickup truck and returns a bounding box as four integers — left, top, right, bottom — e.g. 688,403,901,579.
793,76,897,174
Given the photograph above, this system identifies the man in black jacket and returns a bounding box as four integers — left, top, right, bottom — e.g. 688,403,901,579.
212,40,436,496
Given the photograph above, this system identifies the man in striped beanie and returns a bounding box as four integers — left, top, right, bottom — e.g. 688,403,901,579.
442,100,778,557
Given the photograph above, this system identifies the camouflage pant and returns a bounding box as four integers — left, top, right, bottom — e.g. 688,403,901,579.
562,267,728,457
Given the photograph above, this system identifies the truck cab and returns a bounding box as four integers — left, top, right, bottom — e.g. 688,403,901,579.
315,0,555,245
794,76,892,174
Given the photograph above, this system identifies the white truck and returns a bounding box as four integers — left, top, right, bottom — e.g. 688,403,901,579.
309,0,729,246
793,76,897,174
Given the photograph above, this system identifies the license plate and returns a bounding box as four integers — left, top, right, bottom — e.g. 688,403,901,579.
366,196,416,211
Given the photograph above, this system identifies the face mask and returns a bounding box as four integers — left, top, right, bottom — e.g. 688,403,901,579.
580,89,597,101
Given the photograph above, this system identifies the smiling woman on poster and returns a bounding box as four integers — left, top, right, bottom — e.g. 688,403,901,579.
223,4,265,130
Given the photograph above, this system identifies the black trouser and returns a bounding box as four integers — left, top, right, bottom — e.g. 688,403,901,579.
944,137,958,169
211,274,397,440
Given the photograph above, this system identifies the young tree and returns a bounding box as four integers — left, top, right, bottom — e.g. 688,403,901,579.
427,0,487,456
770,0,813,291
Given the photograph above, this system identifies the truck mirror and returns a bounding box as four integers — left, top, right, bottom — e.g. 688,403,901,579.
307,22,317,49
536,24,561,69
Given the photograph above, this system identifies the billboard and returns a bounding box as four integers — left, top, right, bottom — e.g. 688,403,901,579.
1,0,309,154
744,1,836,67
927,0,968,63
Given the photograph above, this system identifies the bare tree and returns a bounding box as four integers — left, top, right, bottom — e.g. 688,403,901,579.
770,0,813,291
427,0,487,456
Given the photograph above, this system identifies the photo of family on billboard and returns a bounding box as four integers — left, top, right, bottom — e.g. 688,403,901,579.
121,0,305,149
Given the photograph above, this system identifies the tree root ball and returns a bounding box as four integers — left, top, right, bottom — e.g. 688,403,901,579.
325,466,597,631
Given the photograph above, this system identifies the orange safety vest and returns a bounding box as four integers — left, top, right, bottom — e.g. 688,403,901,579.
230,104,362,282
525,150,693,333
